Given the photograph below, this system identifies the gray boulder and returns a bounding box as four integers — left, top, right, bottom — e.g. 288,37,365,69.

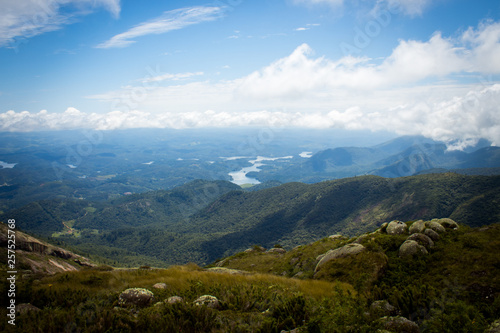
152,283,168,289
329,234,344,240
370,300,397,317
409,220,426,234
426,221,446,234
399,240,428,257
386,221,408,235
434,218,459,230
267,247,286,254
424,228,440,241
194,295,220,309
380,316,420,333
315,243,366,272
166,296,184,304
118,288,154,307
407,233,434,249
380,222,389,233
16,303,41,315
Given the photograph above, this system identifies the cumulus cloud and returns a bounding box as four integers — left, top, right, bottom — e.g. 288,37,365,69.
0,0,120,47
96,6,223,49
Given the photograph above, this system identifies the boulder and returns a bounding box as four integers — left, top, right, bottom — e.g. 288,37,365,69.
267,247,286,254
152,283,168,289
370,300,397,317
434,218,459,230
409,220,425,234
16,303,41,315
407,233,434,249
118,288,154,307
386,221,408,235
399,240,428,257
329,234,344,240
380,222,389,233
194,295,220,309
315,243,366,272
424,228,440,241
166,296,184,304
379,316,420,333
485,319,500,333
426,221,446,234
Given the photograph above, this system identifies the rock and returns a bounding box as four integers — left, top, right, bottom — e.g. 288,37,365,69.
485,319,500,333
166,296,183,304
386,221,408,235
409,220,425,234
118,288,154,307
380,316,420,333
380,222,389,233
329,234,344,240
370,300,397,317
353,234,369,244
434,218,459,230
207,267,250,275
16,303,41,315
399,240,428,257
152,283,168,289
426,221,446,234
424,228,440,241
407,233,434,249
315,243,366,272
267,248,286,254
244,246,266,253
194,295,220,309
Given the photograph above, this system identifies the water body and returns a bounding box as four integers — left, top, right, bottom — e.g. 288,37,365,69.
0,161,17,168
227,156,293,185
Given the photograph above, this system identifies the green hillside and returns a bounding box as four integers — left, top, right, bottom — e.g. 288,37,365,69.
6,173,498,267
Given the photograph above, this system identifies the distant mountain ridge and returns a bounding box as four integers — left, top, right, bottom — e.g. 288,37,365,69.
255,136,500,183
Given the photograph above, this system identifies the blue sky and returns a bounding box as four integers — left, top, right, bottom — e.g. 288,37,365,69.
1,0,500,148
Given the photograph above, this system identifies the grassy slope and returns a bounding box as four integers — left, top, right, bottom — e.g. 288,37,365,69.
1,220,499,332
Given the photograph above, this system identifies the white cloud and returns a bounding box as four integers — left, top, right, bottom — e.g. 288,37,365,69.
2,84,500,149
140,72,204,83
0,0,120,47
385,0,431,16
96,6,223,49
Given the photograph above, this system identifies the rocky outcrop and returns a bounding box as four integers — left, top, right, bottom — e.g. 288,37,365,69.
315,243,366,272
399,240,428,257
379,316,420,333
386,221,408,235
267,247,286,254
370,300,397,317
118,288,154,307
194,295,220,309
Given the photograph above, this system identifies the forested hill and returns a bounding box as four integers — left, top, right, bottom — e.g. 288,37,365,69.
4,173,497,267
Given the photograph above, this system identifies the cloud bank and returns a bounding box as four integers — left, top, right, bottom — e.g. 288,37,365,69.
2,84,500,148
0,0,120,48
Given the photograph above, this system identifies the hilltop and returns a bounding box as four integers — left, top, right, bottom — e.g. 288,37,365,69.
1,218,499,332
